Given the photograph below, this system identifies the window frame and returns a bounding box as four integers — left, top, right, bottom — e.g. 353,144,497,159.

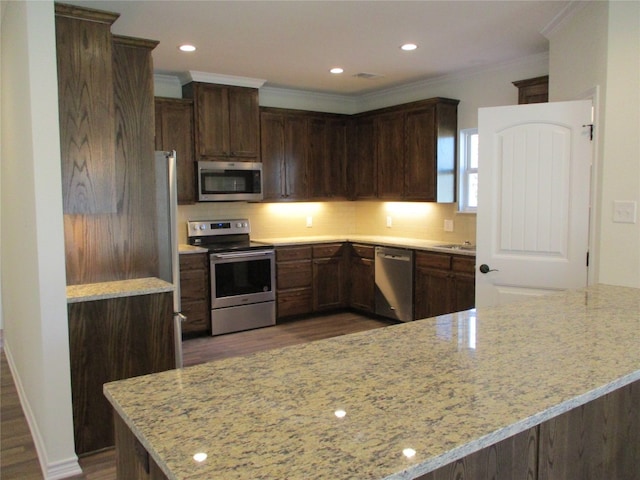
458,128,478,213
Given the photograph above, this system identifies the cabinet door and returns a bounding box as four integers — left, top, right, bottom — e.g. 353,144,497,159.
260,111,286,200
284,115,308,200
179,253,210,335
404,106,436,201
193,84,229,158
376,112,405,199
155,98,195,204
308,116,348,199
228,86,260,158
415,267,453,319
349,256,375,312
350,117,376,199
313,244,346,311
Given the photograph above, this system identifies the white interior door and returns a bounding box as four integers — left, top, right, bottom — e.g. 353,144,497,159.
476,100,593,308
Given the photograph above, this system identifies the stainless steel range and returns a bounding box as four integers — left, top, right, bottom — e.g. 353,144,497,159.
187,219,275,336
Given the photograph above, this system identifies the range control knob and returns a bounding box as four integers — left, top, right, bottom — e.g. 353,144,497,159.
199,224,206,230
236,222,242,228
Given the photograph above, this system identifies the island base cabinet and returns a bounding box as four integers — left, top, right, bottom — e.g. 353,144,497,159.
114,415,169,480
418,379,639,480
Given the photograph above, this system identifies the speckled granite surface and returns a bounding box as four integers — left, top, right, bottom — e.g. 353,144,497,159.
104,284,640,480
253,235,476,256
67,277,174,303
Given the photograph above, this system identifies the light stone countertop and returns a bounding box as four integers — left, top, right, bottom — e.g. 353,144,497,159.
67,277,174,303
253,235,476,256
104,284,640,480
178,244,208,255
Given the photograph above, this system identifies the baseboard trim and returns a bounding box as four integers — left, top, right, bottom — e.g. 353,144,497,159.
3,342,83,480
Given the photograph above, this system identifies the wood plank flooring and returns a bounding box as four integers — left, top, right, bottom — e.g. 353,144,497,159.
1,311,392,480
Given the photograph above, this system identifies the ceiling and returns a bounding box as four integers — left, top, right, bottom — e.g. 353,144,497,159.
62,0,571,96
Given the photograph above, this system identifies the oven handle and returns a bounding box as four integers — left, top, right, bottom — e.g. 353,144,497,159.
211,250,274,260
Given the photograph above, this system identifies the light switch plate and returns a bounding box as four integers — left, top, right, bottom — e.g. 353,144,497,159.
386,216,392,228
613,201,637,224
306,216,313,227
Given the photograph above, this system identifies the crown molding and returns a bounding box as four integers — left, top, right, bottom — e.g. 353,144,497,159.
179,71,266,88
540,0,588,39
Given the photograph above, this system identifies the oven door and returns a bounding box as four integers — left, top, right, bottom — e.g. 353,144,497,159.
210,250,275,309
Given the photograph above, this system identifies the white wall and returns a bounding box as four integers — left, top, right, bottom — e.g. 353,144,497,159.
549,0,640,288
0,1,80,478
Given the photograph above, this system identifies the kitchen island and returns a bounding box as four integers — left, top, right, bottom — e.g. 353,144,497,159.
104,284,640,479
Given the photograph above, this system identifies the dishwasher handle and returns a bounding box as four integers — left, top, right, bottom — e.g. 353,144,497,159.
376,251,412,261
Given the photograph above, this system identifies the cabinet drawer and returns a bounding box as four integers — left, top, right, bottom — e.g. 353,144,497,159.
276,246,312,261
181,300,209,334
179,253,207,271
350,244,375,259
313,243,343,258
416,252,451,270
180,269,208,302
452,255,476,274
277,289,312,318
277,262,312,289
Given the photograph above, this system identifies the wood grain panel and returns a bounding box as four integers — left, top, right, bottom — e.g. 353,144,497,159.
417,426,538,480
405,105,436,201
376,111,405,198
538,380,640,480
55,7,118,214
349,116,376,199
114,414,169,480
68,293,174,455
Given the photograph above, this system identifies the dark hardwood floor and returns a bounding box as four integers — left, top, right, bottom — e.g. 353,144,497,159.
1,311,392,479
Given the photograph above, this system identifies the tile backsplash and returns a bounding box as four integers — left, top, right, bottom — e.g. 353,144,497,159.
177,201,476,244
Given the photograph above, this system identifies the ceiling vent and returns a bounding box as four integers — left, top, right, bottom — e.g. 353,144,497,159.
353,72,384,80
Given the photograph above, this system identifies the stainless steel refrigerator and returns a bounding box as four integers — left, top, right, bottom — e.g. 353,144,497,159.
155,150,184,368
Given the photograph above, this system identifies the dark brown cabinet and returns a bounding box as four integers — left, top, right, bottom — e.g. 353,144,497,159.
68,292,175,455
260,109,309,200
513,75,549,104
179,253,210,336
414,251,475,319
370,98,459,202
312,244,347,311
276,246,313,318
308,115,348,200
55,3,119,215
348,244,375,313
183,82,260,161
348,117,376,199
375,111,406,199
154,97,195,204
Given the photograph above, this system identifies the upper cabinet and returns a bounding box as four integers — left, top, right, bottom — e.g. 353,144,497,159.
154,97,196,204
182,82,260,162
512,75,549,104
307,114,348,200
55,3,119,215
363,98,459,202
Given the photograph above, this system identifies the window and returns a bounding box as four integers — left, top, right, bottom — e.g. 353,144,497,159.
458,128,478,213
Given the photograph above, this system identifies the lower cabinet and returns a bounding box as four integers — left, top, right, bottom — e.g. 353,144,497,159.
276,246,313,318
179,253,210,336
312,243,347,311
348,244,375,313
414,251,475,319
276,243,347,319
68,292,175,455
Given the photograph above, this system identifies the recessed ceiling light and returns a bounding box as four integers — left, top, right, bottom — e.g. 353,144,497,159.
179,44,196,52
401,43,418,51
330,67,344,74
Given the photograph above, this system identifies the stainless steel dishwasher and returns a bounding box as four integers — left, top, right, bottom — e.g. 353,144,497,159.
374,246,414,322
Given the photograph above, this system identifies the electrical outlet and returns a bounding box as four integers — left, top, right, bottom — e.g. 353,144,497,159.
444,219,454,232
613,201,637,224
386,216,392,228
306,216,313,228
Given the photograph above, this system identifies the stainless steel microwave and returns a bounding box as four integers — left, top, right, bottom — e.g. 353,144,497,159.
197,161,263,202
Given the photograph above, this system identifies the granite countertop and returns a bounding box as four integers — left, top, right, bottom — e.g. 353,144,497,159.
253,235,476,256
178,244,208,255
104,284,640,479
67,277,174,303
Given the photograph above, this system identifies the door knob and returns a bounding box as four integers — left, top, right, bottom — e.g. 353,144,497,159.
479,264,499,274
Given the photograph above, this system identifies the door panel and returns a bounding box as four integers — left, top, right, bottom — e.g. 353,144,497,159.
476,100,592,307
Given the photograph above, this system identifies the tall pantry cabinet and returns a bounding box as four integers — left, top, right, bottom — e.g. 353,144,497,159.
55,3,175,456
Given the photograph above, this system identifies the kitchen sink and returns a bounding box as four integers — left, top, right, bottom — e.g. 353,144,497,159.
434,243,476,251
